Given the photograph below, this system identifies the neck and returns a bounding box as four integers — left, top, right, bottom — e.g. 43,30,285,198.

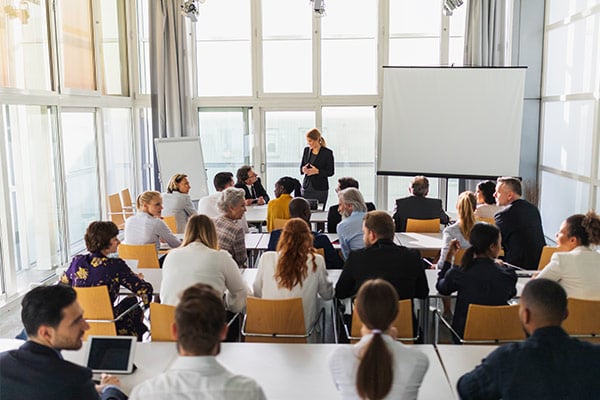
29,336,55,349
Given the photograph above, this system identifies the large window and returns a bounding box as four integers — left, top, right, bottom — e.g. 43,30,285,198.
103,108,134,194
99,0,129,95
136,0,151,94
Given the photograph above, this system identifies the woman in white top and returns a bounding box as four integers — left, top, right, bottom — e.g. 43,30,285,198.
438,191,477,266
329,279,429,400
537,211,600,300
124,191,181,251
161,214,250,311
162,173,197,233
474,180,503,219
253,218,333,335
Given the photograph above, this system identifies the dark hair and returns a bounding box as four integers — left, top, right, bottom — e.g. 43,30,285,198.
363,211,395,241
497,177,522,196
236,165,253,184
84,221,119,253
213,172,234,191
276,176,302,197
289,197,311,223
167,173,188,193
461,222,501,269
355,279,398,400
564,211,600,246
521,279,567,325
22,284,77,336
411,176,429,197
477,180,496,205
338,177,359,190
175,283,226,355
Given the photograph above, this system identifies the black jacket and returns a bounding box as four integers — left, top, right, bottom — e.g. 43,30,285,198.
234,177,270,203
300,146,335,191
392,195,450,232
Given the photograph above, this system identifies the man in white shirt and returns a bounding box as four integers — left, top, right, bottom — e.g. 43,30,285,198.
130,283,266,400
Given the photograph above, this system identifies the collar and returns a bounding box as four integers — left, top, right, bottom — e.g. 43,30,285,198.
169,355,227,375
22,340,64,359
530,325,568,339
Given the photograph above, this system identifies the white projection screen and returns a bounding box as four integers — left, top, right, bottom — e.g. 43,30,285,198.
379,67,526,179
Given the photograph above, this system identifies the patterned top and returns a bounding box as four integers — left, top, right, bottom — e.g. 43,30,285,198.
214,215,247,268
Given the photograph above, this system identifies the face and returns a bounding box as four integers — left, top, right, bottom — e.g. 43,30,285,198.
227,200,246,220
176,177,191,194
494,183,512,206
556,220,578,251
47,301,89,350
475,188,485,204
274,183,283,198
245,170,258,185
144,195,163,217
362,223,374,247
307,137,319,150
104,236,120,255
338,198,350,218
489,235,502,258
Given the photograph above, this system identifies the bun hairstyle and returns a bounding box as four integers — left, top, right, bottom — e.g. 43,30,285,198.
276,176,302,197
355,279,398,400
306,128,327,148
136,191,161,211
461,222,501,269
167,173,188,193
564,211,600,246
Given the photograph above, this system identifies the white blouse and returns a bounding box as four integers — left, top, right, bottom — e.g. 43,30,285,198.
124,212,181,250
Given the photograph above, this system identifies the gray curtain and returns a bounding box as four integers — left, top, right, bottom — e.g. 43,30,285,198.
463,0,509,66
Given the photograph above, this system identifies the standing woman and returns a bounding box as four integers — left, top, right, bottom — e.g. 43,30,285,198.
162,173,197,233
300,128,334,207
328,279,429,400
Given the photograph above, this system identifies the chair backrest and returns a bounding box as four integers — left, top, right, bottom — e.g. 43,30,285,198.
563,298,600,342
120,188,134,211
108,193,126,229
350,299,415,343
476,216,496,225
150,303,176,341
537,246,559,270
162,215,177,233
451,248,466,266
463,304,525,343
74,286,116,339
272,218,289,231
314,248,325,257
406,218,440,233
244,297,306,343
118,243,160,268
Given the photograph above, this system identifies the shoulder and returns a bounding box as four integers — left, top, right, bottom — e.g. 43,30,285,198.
234,182,245,189
321,146,333,156
224,374,266,397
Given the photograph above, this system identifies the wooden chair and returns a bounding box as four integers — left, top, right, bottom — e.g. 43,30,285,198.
150,303,176,341
537,246,559,270
162,215,177,233
120,188,135,214
241,297,324,343
314,248,325,257
406,218,440,259
347,299,416,343
476,216,496,225
108,193,126,229
563,298,600,342
272,218,289,231
118,243,160,268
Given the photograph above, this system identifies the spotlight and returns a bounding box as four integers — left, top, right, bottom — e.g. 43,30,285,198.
443,0,463,16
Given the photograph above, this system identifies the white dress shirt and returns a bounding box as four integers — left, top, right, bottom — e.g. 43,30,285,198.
328,333,429,400
162,191,197,233
161,241,251,312
129,356,266,400
124,212,181,250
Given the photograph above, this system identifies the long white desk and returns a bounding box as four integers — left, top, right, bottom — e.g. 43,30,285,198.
396,232,443,250
244,205,328,225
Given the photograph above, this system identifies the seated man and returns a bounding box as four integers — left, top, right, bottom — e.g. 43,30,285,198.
336,188,368,260
198,172,249,233
392,175,450,232
327,177,376,233
458,279,600,399
0,284,126,400
234,165,269,205
130,283,266,400
268,198,343,268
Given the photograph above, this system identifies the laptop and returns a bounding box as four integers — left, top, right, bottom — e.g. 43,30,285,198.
306,199,319,211
85,336,137,374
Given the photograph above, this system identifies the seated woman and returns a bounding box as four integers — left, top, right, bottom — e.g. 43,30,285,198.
266,176,301,232
253,218,333,338
329,279,429,400
161,214,250,311
474,180,503,219
162,173,197,233
537,211,600,300
214,187,248,268
438,191,477,267
123,191,181,252
61,221,153,340
436,223,517,341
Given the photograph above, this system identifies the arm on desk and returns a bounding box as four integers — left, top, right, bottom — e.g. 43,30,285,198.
456,348,505,400
334,258,356,300
435,262,460,296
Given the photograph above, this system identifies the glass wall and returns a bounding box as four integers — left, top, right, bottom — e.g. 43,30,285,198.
103,108,134,194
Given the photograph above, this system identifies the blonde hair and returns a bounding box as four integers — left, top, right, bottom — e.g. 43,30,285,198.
182,214,219,249
136,191,161,211
457,191,477,239
306,128,326,148
167,173,188,193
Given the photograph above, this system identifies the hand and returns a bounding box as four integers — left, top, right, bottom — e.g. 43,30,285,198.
301,163,311,174
309,166,319,175
137,272,145,279
256,196,265,205
96,373,121,393
245,198,254,206
445,239,461,263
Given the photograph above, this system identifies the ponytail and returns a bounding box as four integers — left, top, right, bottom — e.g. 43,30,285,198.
461,222,501,269
356,332,394,400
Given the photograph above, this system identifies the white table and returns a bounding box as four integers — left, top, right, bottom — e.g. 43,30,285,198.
396,232,443,250
0,338,25,352
244,205,328,225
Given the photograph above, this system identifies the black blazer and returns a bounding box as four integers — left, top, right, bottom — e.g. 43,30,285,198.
234,177,270,203
300,146,334,191
327,202,376,233
494,198,546,270
393,195,450,232
0,341,126,400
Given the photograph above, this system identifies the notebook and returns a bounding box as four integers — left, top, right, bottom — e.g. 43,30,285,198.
85,336,137,374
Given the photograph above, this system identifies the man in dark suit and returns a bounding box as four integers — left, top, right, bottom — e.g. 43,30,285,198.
392,175,450,232
0,285,126,400
327,177,376,233
234,165,269,205
494,177,546,269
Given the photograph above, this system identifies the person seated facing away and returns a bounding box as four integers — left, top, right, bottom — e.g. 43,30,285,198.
197,172,249,233
234,165,269,205
266,176,301,232
329,279,429,400
337,188,368,260
268,198,343,268
130,283,266,400
327,177,376,233
457,279,600,400
437,191,477,267
161,215,250,312
392,175,450,232
162,173,197,233
214,188,248,268
253,219,334,339
494,176,546,269
61,221,153,340
0,285,126,400
473,180,503,219
537,211,600,300
436,223,517,341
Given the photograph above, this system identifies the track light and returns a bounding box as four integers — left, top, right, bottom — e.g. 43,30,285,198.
443,0,463,16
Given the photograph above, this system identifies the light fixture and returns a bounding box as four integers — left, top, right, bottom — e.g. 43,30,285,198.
310,0,326,17
443,0,463,16
181,0,204,22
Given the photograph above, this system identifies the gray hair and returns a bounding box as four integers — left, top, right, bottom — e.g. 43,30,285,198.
338,188,367,213
217,187,245,213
